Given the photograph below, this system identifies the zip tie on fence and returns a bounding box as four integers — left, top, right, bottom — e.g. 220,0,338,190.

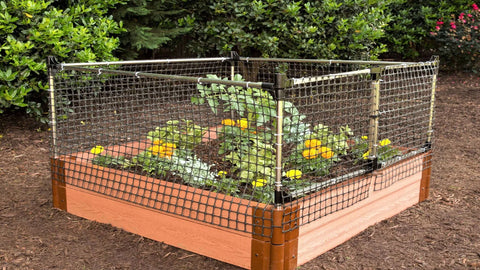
97,68,103,75
166,59,170,64
329,60,332,65
197,77,203,84
246,57,249,62
135,72,140,78
245,82,250,88
60,63,64,72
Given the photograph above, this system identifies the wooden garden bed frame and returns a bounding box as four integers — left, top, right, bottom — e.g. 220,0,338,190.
50,138,431,269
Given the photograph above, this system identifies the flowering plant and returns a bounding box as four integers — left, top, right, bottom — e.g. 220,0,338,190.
431,3,480,71
350,136,402,164
283,124,350,176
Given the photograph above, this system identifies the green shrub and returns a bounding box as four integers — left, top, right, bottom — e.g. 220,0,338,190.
430,3,480,71
111,0,193,59
382,0,471,59
0,0,124,122
187,0,399,59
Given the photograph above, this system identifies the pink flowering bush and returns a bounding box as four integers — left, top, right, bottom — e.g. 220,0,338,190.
431,3,480,70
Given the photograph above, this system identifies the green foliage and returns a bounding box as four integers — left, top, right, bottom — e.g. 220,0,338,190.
188,0,396,59
351,137,402,163
130,147,217,187
0,0,124,121
221,125,276,183
147,119,207,150
430,4,480,71
282,101,311,144
192,74,277,126
111,0,193,59
382,0,471,59
92,154,129,167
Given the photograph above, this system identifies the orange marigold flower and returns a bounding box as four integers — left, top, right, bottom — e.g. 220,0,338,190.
305,139,321,149
319,146,334,159
158,150,174,159
302,148,318,159
221,119,236,126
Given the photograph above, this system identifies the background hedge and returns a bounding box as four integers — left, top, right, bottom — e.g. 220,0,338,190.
0,0,476,121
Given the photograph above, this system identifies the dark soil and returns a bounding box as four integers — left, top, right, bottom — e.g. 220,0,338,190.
1,72,480,269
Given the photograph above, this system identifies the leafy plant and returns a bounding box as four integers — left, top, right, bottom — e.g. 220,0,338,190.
350,136,402,163
92,154,129,167
187,0,396,59
207,171,240,195
0,0,124,121
192,74,277,126
284,126,347,176
221,124,276,183
147,119,207,150
282,101,311,144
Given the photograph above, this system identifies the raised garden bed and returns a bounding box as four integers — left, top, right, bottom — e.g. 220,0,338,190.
49,55,438,269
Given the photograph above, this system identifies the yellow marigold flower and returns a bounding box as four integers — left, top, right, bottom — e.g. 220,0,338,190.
149,145,164,156
218,171,227,177
152,139,163,145
90,145,104,155
363,151,370,160
302,148,318,159
379,138,391,146
252,179,267,187
285,169,302,179
305,139,321,149
361,136,368,140
237,118,248,130
319,146,334,159
221,119,236,126
162,142,177,152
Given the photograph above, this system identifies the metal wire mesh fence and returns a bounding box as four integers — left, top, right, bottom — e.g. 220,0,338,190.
49,55,438,236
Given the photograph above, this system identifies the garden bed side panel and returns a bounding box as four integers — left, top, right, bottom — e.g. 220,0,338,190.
64,185,253,269
296,153,425,266
54,156,263,269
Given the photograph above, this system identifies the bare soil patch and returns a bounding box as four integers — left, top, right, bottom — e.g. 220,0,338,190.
1,72,479,269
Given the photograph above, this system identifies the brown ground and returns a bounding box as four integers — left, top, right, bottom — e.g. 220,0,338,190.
1,72,479,270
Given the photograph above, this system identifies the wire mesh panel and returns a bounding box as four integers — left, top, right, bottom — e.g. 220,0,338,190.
49,55,438,236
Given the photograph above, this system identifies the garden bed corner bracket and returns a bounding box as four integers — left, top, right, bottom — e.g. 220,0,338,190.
50,158,67,210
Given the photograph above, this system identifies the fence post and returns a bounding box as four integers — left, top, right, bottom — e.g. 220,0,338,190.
367,68,382,171
47,56,59,158
420,61,439,202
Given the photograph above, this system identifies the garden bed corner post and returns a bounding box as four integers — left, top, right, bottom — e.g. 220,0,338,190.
420,60,439,202
251,73,299,270
47,56,67,211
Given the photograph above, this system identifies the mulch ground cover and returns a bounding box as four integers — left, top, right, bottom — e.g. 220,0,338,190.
1,72,479,269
